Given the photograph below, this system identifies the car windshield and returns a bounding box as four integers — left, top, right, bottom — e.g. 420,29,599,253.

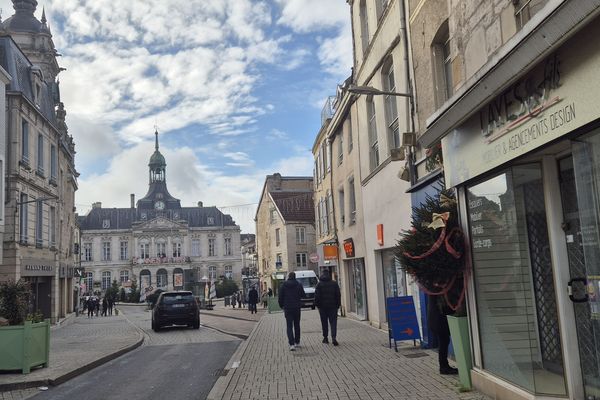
161,293,194,304
297,277,317,288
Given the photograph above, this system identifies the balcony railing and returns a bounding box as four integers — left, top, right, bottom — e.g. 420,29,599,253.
321,96,336,126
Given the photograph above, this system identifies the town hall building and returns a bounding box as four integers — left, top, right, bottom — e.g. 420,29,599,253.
78,131,242,299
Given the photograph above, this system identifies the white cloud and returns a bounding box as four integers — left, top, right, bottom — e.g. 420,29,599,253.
275,0,349,33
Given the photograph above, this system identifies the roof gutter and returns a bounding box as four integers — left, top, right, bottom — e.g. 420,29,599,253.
420,0,600,147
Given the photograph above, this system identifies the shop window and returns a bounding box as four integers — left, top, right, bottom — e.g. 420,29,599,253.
467,165,566,396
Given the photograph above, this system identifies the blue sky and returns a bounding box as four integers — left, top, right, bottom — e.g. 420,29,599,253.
1,0,352,233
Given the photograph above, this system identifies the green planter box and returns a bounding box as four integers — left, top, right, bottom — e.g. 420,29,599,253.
0,320,50,374
447,315,472,390
267,297,282,314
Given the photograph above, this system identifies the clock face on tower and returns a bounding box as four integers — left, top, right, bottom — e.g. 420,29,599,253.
154,201,165,210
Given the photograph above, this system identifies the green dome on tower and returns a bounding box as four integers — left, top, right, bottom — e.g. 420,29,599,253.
149,130,166,168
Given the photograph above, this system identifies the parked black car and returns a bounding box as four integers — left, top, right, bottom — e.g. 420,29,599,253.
151,291,200,331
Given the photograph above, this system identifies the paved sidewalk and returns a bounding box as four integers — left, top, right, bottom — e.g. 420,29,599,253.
210,309,489,400
0,310,142,393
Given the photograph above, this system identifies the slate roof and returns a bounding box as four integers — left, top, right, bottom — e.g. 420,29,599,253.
0,36,57,124
270,191,315,223
78,206,237,230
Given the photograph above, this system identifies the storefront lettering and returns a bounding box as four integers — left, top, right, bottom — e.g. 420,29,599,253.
470,212,482,222
480,54,561,138
469,199,483,209
473,239,493,249
25,265,53,272
471,225,484,235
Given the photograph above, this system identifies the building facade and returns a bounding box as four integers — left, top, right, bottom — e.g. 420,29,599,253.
255,174,316,294
78,132,242,300
345,0,417,328
415,0,600,398
0,0,78,323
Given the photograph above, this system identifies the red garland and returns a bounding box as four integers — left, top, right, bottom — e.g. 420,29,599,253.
403,227,447,260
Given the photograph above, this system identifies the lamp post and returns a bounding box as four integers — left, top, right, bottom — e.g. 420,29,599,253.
342,83,416,184
345,84,413,98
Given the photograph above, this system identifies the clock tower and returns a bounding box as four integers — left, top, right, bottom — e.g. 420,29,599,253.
136,130,181,210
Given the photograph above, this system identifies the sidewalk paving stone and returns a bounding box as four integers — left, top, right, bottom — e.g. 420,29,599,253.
213,309,490,400
0,310,142,394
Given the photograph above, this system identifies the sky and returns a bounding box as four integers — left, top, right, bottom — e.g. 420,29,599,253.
1,0,353,233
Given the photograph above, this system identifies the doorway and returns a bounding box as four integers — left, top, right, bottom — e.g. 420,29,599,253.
346,258,367,320
558,134,600,400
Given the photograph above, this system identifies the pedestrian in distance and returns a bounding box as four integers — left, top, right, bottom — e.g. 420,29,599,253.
95,297,100,317
261,291,268,308
278,271,305,351
267,287,273,297
428,294,458,375
314,269,341,346
248,286,259,314
236,291,242,309
87,297,95,318
101,297,108,316
231,293,237,309
108,298,114,316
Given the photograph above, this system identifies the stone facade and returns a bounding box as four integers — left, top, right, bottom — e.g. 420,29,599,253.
78,132,242,299
0,1,78,323
255,174,316,293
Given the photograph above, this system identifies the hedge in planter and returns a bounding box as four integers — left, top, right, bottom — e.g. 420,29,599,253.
0,280,50,374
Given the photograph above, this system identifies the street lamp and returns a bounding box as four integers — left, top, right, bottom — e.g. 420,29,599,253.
345,84,412,98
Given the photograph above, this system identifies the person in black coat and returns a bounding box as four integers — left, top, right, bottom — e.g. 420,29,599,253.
315,270,341,345
248,286,259,314
428,294,458,375
278,272,305,351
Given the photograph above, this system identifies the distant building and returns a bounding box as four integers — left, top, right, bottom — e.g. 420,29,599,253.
240,233,256,278
255,174,316,293
0,0,78,323
78,131,242,299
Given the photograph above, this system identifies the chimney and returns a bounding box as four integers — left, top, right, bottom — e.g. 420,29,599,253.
92,202,102,209
130,194,135,208
197,201,203,208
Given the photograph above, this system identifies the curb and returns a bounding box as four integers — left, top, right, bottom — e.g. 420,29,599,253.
206,315,264,400
0,310,145,393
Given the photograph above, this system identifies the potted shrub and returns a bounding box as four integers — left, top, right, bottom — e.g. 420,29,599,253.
0,279,50,374
395,188,472,389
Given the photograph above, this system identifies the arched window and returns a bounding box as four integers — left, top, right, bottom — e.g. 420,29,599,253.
156,268,168,288
140,269,151,291
156,240,166,258
102,271,111,290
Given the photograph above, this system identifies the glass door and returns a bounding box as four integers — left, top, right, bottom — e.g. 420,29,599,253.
352,258,367,320
563,136,600,399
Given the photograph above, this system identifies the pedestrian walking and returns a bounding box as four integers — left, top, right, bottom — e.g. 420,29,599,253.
248,286,259,314
267,287,273,297
101,297,108,316
108,298,114,316
231,293,237,308
261,291,268,308
95,297,100,316
428,294,458,375
278,271,305,351
236,291,242,309
314,269,341,346
87,297,95,318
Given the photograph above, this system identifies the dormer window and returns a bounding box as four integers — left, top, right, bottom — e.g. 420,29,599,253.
31,67,43,107
207,217,215,225
35,83,42,107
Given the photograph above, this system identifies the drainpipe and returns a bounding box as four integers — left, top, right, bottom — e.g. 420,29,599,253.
399,0,417,185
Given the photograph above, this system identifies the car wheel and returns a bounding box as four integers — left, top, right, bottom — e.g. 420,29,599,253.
193,319,200,329
152,319,160,332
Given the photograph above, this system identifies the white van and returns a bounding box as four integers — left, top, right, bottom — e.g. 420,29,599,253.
295,270,318,309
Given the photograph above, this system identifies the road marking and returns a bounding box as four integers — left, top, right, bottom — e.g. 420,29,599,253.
231,361,240,369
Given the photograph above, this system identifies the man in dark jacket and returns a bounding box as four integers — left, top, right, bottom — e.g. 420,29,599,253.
314,270,341,346
278,272,305,351
248,286,259,314
428,294,458,375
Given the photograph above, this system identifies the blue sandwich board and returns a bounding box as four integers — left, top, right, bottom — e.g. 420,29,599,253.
386,296,421,351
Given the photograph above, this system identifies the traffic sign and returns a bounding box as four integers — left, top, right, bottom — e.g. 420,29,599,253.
309,253,319,263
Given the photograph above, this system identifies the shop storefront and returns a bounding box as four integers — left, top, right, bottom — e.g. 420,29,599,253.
439,21,600,400
20,259,55,320
342,238,367,320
